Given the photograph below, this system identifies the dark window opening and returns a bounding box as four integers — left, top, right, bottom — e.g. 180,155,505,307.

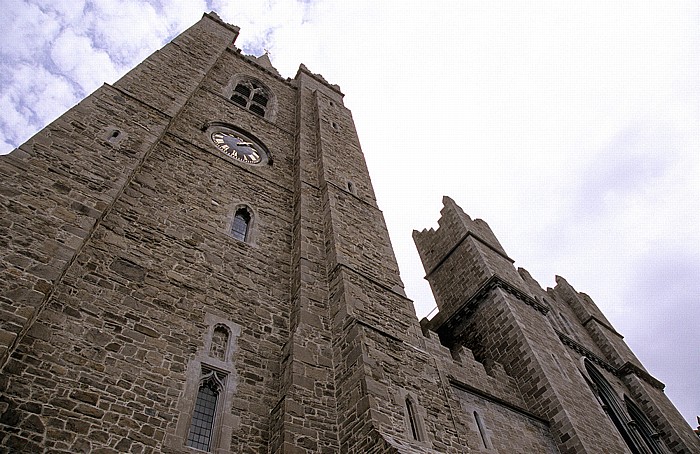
234,84,251,97
231,208,251,242
231,94,247,107
625,397,667,454
230,81,271,117
249,104,265,116
474,411,494,449
585,360,655,454
406,398,422,441
252,93,268,106
474,411,491,449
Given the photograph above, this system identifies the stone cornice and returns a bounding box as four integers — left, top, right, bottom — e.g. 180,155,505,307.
424,230,514,279
618,361,665,390
557,331,618,375
449,377,549,425
427,275,549,346
556,331,665,390
582,315,624,339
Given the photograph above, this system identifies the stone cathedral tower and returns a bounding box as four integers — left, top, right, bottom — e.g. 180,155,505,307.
0,12,698,454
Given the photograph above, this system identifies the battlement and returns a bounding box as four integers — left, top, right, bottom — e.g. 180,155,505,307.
413,196,510,276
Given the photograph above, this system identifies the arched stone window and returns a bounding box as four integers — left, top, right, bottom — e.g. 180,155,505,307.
398,392,428,445
231,207,251,242
584,359,651,454
231,80,270,117
625,396,667,454
170,317,240,453
186,368,226,451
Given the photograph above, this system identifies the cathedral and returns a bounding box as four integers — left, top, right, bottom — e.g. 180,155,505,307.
1,12,698,453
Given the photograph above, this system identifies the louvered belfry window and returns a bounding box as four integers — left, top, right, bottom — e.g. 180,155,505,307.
231,81,269,117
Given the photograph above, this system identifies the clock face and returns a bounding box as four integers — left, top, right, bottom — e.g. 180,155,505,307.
211,131,263,164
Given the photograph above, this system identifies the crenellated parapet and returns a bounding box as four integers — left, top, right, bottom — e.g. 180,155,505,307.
413,196,509,275
413,197,527,321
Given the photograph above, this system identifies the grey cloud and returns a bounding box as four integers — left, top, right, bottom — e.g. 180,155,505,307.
623,249,700,426
575,125,670,216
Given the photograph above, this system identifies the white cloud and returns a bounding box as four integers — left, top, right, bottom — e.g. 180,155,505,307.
0,0,62,59
31,0,88,24
0,63,77,147
50,29,119,94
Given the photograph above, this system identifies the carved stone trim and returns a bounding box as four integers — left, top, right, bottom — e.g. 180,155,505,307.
427,275,550,346
557,331,665,390
557,331,617,374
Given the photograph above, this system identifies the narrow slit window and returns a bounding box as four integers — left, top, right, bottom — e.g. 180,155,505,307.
551,353,566,376
559,312,573,335
406,398,422,441
231,208,251,242
474,411,491,449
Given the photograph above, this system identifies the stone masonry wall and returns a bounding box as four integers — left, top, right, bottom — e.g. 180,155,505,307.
0,122,296,452
0,13,301,452
0,85,170,377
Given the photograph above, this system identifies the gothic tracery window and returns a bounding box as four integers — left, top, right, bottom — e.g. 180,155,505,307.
625,396,667,454
186,368,227,451
584,359,659,454
231,80,270,117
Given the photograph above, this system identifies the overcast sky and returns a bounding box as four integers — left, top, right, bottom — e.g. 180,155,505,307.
1,0,698,428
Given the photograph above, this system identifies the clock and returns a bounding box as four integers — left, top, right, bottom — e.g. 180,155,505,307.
211,131,264,164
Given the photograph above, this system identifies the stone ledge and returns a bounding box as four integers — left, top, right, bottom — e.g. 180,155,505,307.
449,377,549,425
426,275,549,348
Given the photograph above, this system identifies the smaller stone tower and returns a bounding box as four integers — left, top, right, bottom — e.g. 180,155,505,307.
414,196,700,454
